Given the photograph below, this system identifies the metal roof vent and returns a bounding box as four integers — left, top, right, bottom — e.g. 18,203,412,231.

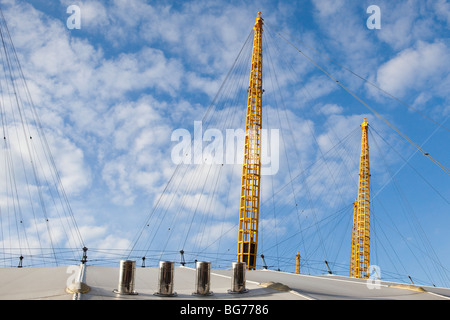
114,260,137,295
154,261,177,297
193,261,213,296
228,262,248,294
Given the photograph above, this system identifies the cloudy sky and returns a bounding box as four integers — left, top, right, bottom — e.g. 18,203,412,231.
0,0,449,286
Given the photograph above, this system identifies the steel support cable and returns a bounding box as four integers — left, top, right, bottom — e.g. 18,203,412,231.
0,207,4,264
373,197,439,285
370,126,446,269
263,43,317,261
326,201,354,267
127,30,254,258
263,32,289,269
1,102,46,263
193,164,224,252
272,29,450,176
303,204,351,271
0,20,58,266
191,76,245,252
140,165,195,258
132,36,251,257
14,80,84,253
259,126,360,218
202,54,251,257
372,211,407,280
0,9,85,263
264,29,325,266
370,123,449,205
265,22,450,133
0,26,41,264
149,140,211,255
368,123,449,285
263,202,352,255
264,26,363,265
0,27,24,260
212,171,239,264
370,129,449,287
369,133,411,282
196,43,254,259
208,53,252,263
143,53,240,259
178,163,214,254
176,35,253,255
29,135,80,261
275,202,351,272
256,143,358,240
1,114,23,259
264,25,361,187
366,133,434,284
180,31,254,255
192,36,253,254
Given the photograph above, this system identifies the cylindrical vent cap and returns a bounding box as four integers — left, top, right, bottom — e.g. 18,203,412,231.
194,261,212,296
114,260,137,295
154,261,177,297
229,262,248,293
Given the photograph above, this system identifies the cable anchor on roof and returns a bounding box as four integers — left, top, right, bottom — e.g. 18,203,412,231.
180,250,186,266
261,254,268,269
325,260,332,274
81,247,88,264
18,255,23,268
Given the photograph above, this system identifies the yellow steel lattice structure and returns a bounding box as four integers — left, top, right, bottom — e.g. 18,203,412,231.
350,118,371,279
237,12,263,270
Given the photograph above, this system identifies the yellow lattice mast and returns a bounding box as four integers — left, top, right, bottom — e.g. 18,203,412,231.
350,117,371,279
296,252,301,274
237,12,263,270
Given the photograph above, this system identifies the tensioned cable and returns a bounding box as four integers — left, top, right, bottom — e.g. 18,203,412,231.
370,127,450,287
168,29,252,256
7,24,85,254
126,29,255,258
0,8,85,265
180,34,253,253
266,22,450,133
267,24,449,175
370,123,449,205
264,27,330,269
0,16,58,264
263,25,372,271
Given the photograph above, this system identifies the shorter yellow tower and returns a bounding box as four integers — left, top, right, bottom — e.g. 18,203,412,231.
350,118,371,279
296,252,301,274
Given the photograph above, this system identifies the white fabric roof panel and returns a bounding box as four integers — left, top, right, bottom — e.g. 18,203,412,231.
1,265,449,300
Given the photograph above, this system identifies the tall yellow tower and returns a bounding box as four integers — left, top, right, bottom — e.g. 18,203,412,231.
237,12,264,270
350,118,371,279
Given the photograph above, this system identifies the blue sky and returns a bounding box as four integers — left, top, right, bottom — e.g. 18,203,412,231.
0,0,449,287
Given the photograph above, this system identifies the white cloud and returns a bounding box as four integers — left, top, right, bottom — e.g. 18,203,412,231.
376,41,450,97
433,0,450,25
46,131,92,196
317,103,344,116
311,0,346,18
376,1,444,50
79,224,131,250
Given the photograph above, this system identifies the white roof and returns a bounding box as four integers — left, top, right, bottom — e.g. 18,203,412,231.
1,264,449,300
